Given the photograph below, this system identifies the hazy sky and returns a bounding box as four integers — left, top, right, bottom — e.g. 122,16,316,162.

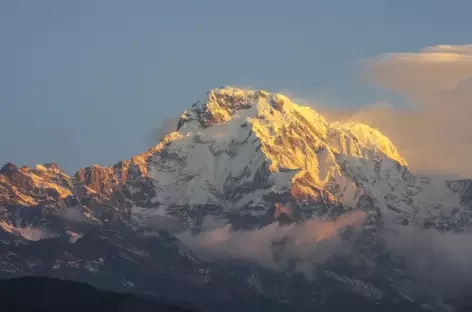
1,0,471,173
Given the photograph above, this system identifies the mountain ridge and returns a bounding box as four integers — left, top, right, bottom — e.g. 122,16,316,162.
1,86,472,311
1,87,470,232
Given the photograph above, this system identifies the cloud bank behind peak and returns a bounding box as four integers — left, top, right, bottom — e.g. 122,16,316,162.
320,44,472,178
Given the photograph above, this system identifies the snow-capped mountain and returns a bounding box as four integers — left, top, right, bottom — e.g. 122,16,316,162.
1,87,471,312
141,87,468,231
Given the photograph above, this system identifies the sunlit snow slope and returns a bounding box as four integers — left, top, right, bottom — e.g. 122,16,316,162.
142,87,464,229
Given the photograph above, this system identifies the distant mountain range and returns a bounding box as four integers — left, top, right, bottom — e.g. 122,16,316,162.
1,87,471,311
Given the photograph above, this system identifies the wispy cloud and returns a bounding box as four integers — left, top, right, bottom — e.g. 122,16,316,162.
177,210,366,277
0,220,56,241
150,116,180,143
58,207,94,224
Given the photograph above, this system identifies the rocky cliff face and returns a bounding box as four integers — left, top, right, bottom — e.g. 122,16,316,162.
1,87,471,312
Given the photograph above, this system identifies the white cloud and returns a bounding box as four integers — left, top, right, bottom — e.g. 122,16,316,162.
322,44,472,178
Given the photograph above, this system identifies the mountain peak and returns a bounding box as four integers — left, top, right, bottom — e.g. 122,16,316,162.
0,162,18,174
144,87,412,217
177,87,264,130
175,87,406,167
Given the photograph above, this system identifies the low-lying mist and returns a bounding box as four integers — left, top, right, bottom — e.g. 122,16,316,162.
177,210,366,277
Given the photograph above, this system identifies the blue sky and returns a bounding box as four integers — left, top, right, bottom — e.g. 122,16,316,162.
1,0,471,173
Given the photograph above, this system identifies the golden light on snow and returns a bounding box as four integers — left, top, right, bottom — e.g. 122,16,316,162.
156,87,409,205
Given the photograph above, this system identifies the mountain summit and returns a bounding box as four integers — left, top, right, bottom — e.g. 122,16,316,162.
139,87,414,225
1,87,471,312
144,87,467,228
